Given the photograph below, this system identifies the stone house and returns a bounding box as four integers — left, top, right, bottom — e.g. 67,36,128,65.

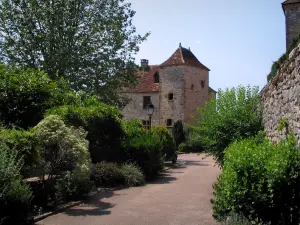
282,0,300,50
122,44,216,129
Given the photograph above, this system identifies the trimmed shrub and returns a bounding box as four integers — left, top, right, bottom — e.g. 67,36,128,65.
152,126,177,162
91,162,125,187
120,163,145,187
0,64,76,129
122,120,146,138
212,135,300,224
172,120,185,147
0,129,39,175
31,115,92,206
0,145,32,225
179,126,204,153
47,104,125,163
124,132,164,180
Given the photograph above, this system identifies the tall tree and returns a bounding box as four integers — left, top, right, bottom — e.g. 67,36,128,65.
0,0,149,106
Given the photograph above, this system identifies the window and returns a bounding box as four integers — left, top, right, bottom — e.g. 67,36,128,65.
168,93,174,101
166,119,173,127
142,120,150,130
154,72,159,83
143,96,151,109
201,80,205,88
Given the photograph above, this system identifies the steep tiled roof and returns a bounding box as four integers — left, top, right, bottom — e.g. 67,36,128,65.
282,0,300,5
161,46,210,71
123,65,160,93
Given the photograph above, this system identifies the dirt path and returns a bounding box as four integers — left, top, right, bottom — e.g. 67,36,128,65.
36,154,220,225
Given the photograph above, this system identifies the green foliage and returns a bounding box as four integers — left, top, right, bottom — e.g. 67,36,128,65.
0,129,39,173
91,162,125,187
122,120,146,138
124,132,164,180
152,126,177,162
47,105,124,163
120,163,145,187
0,0,149,107
221,214,252,225
32,115,91,205
0,146,32,225
0,64,76,129
278,118,289,132
172,120,185,147
212,136,300,224
195,86,262,166
179,126,204,153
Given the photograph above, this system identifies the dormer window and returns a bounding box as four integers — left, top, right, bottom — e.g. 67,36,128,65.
154,72,159,83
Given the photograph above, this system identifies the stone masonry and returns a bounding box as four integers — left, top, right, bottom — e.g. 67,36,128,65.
260,42,300,145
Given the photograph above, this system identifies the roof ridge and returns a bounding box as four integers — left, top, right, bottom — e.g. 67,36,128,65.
179,47,185,64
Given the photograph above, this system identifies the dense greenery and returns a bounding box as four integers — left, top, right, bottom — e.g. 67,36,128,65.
32,115,92,205
0,129,39,175
0,146,32,225
47,104,124,163
0,0,149,106
177,126,204,153
212,135,300,224
152,126,177,162
195,86,262,166
0,64,75,129
123,132,164,180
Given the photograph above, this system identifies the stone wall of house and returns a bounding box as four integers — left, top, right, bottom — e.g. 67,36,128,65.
184,66,209,124
159,66,185,127
260,42,300,145
122,92,160,126
284,3,300,50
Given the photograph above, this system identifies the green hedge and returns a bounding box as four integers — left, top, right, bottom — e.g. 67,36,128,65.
47,104,125,163
123,132,164,180
212,135,300,224
152,126,177,162
91,162,144,187
0,129,39,175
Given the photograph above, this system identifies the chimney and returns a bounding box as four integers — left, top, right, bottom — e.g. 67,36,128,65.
141,59,149,71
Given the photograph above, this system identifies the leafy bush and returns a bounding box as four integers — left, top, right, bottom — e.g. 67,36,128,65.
124,132,164,180
91,162,125,187
0,64,76,129
0,145,32,225
221,214,252,225
212,136,300,224
32,115,91,205
195,86,262,166
172,120,185,147
122,120,146,138
0,129,39,175
120,163,145,187
178,126,204,153
47,104,125,163
152,126,177,162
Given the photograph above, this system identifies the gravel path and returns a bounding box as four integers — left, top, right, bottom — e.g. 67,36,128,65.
36,153,220,225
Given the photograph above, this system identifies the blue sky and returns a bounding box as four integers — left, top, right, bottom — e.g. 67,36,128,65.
130,0,286,91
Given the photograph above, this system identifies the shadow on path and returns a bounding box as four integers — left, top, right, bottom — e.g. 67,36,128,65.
63,190,116,217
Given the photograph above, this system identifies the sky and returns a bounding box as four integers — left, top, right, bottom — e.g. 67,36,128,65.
130,0,286,91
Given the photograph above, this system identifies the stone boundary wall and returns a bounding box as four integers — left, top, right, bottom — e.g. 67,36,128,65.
260,43,300,145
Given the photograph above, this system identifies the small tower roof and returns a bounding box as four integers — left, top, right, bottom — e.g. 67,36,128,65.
282,0,300,5
161,45,210,71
